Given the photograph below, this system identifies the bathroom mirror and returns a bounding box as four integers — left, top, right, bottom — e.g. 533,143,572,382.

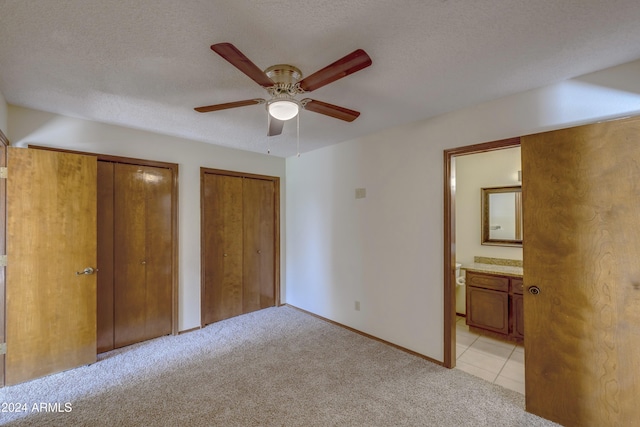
481,186,522,247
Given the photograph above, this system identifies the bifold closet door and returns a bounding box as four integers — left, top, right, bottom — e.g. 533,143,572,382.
242,178,275,312
114,164,173,348
97,161,115,353
202,174,244,324
201,173,276,325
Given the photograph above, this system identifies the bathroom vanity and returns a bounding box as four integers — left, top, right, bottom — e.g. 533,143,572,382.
465,263,524,343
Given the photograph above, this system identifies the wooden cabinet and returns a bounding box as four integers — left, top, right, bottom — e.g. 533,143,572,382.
510,278,524,340
466,271,524,342
201,169,278,326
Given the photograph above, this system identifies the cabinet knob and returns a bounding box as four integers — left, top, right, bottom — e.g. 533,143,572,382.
257,250,262,254
223,253,228,257
528,286,541,295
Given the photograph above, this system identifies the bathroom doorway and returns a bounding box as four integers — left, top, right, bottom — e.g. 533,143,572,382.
442,137,520,369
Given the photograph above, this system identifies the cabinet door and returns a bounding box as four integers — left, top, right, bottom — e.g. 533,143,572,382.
242,178,275,313
466,287,509,335
202,174,244,324
511,294,524,339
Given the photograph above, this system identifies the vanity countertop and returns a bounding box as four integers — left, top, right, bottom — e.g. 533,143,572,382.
463,263,523,278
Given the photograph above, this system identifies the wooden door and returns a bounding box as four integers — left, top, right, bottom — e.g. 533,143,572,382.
202,173,244,324
522,116,640,426
6,148,97,385
97,161,115,352
141,165,173,339
0,131,7,387
113,164,173,347
243,178,275,312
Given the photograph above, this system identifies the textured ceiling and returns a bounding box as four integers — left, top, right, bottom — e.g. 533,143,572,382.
2,1,640,157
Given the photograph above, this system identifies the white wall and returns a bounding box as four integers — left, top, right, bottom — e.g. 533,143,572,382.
455,147,522,267
7,105,286,332
286,58,640,361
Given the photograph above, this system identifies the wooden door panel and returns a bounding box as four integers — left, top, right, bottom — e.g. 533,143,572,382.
114,163,147,348
243,178,275,312
202,174,243,324
6,148,97,385
0,132,7,387
143,166,173,338
522,116,640,426
97,161,115,353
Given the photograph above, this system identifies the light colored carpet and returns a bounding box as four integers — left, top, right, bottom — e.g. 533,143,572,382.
0,306,559,426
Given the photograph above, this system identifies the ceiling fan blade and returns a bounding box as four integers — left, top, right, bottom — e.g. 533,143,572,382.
211,43,274,88
302,99,361,122
268,115,285,136
297,49,372,92
194,98,265,113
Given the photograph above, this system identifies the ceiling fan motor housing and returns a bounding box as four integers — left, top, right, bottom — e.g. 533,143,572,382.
265,64,305,98
265,64,303,85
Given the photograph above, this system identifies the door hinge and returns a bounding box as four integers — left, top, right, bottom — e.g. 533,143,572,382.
0,167,7,178
0,255,6,267
0,343,6,355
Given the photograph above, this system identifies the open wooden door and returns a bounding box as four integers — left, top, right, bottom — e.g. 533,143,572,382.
6,147,97,385
522,116,640,426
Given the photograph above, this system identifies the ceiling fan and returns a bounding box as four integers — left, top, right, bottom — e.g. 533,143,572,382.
194,43,372,137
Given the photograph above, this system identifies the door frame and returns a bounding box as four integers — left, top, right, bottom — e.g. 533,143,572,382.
442,136,520,368
29,145,180,336
0,130,8,387
200,167,281,327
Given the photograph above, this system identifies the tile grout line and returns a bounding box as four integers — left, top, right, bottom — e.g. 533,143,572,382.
455,334,479,360
494,346,517,381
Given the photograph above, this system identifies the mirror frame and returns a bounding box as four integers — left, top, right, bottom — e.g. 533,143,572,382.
481,185,522,247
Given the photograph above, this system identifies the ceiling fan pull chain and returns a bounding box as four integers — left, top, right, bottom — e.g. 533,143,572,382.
267,113,271,154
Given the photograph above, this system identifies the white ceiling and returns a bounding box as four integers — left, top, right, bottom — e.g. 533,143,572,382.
2,1,640,157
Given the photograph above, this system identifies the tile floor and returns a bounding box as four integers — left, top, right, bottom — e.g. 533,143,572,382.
455,315,525,395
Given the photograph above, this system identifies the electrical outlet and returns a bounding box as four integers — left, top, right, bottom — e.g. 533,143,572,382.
355,301,361,311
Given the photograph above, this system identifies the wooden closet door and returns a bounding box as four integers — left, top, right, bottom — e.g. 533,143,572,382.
202,174,244,324
97,161,115,352
143,166,173,339
243,178,275,313
114,164,148,347
114,164,173,347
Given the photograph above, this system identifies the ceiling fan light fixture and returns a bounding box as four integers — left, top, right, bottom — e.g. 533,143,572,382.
268,99,299,121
